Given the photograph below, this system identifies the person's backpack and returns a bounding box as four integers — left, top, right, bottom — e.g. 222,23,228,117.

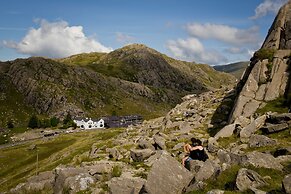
197,149,208,162
190,149,208,162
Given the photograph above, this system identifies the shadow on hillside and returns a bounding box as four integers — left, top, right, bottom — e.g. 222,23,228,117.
208,89,236,137
208,60,257,137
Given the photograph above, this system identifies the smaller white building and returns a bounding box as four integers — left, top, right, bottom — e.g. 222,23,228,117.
73,117,104,129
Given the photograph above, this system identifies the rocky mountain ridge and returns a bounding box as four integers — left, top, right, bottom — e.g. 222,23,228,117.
0,44,235,127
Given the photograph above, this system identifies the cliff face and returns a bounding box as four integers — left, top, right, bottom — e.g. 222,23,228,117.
229,1,291,123
262,1,291,50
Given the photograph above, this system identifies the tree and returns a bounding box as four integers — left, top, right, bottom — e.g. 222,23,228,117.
62,113,75,129
40,119,51,128
63,113,72,125
50,117,59,127
28,115,39,129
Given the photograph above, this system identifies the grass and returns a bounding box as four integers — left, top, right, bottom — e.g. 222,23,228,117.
256,97,289,115
188,163,289,194
0,128,125,192
217,136,239,148
187,165,241,194
247,166,285,193
112,165,122,177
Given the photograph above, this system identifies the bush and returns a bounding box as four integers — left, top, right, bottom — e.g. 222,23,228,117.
40,119,51,128
62,113,76,129
28,115,39,129
254,48,275,61
63,113,72,125
50,117,59,127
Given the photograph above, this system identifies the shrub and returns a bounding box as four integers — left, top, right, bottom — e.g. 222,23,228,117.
63,113,72,125
50,117,59,127
62,113,76,129
39,119,51,128
28,115,39,129
254,48,275,61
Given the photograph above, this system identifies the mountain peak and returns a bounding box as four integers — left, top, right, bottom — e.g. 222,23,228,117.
111,43,160,56
262,0,291,49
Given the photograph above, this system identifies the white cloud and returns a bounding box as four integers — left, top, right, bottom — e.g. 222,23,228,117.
116,32,135,44
186,23,260,46
250,0,288,19
167,37,227,65
225,47,248,54
4,20,112,58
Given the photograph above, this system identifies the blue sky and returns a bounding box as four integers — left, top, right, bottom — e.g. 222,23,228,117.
0,0,288,65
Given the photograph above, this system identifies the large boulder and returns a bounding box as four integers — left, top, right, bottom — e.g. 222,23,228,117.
140,151,194,194
217,149,247,166
236,168,267,191
240,115,266,139
53,167,89,194
130,149,155,162
283,174,291,194
87,161,115,176
188,160,205,174
249,134,277,148
108,176,146,194
63,173,95,193
137,138,155,150
185,181,206,193
246,151,283,170
153,134,167,150
195,160,221,181
261,123,289,134
214,124,236,139
11,171,54,193
266,113,291,124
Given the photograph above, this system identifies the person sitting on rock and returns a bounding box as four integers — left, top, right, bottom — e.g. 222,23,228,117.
182,138,208,168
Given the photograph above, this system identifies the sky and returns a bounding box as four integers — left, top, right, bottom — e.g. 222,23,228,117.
0,0,288,65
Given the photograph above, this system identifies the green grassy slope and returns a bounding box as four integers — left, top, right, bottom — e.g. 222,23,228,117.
0,128,124,192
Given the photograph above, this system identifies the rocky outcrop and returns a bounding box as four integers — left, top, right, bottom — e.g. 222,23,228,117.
130,149,155,162
140,151,193,194
235,168,267,191
108,176,145,194
10,171,54,193
249,134,277,148
246,151,283,170
229,1,291,122
262,1,291,50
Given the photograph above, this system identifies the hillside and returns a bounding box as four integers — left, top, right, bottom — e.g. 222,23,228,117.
0,44,235,128
213,61,249,79
59,44,235,90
